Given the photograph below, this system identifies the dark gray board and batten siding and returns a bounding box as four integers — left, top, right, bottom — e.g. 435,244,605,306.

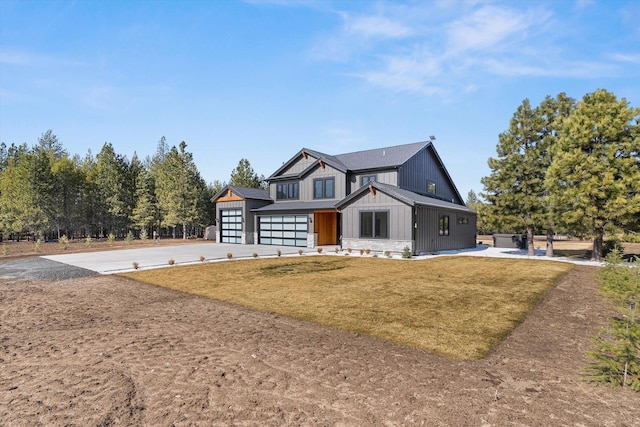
413,207,476,254
398,146,462,204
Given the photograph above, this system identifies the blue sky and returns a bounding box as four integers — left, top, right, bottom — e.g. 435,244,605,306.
1,0,639,198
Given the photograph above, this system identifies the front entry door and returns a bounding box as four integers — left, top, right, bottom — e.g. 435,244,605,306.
314,211,337,246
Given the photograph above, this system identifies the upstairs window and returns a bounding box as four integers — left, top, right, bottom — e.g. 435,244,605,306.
427,180,436,194
313,177,335,199
360,211,389,239
361,175,376,186
276,182,299,200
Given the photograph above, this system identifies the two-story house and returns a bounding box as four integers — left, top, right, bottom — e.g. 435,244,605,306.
212,141,477,254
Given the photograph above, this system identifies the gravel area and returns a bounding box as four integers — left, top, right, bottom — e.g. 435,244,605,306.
0,258,97,281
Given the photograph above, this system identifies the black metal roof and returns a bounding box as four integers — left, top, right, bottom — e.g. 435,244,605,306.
252,200,337,213
267,141,431,180
334,141,429,171
211,185,271,202
335,182,476,214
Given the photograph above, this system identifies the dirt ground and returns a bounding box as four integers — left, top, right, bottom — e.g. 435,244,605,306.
1,263,638,426
0,237,201,261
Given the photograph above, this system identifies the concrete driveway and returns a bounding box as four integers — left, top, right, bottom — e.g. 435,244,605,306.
43,243,307,274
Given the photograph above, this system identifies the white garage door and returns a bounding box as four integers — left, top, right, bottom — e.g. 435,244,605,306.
221,208,242,244
259,215,307,247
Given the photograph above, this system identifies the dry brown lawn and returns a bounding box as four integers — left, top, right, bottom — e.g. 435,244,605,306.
121,256,573,359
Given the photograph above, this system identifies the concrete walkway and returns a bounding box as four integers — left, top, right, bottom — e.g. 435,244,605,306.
43,243,307,274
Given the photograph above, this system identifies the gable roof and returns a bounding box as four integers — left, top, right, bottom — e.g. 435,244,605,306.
335,182,475,214
268,148,348,180
268,142,428,180
211,185,271,202
334,141,429,171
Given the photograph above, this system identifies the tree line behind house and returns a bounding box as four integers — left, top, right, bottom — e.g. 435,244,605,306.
468,89,639,261
0,133,266,242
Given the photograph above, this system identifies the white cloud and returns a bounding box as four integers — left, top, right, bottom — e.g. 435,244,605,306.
0,50,35,65
574,0,595,10
0,49,87,68
342,13,413,39
325,126,367,146
80,84,137,116
446,5,551,53
310,2,637,100
610,53,640,64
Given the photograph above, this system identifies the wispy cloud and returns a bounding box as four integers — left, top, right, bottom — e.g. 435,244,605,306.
78,84,139,116
446,6,544,52
308,2,635,100
324,125,367,146
0,50,36,66
0,49,87,68
610,53,640,64
342,13,413,39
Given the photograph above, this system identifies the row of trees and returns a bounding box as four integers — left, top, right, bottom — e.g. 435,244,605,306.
476,89,640,261
0,132,266,241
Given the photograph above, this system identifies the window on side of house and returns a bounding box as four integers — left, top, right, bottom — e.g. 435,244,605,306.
457,216,469,225
360,211,389,239
276,182,299,200
427,180,436,194
439,215,449,236
313,177,335,199
361,175,376,186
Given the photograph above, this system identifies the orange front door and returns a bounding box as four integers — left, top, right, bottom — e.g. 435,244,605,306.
315,211,337,245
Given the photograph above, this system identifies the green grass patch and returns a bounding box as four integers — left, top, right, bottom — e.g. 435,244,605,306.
120,256,572,359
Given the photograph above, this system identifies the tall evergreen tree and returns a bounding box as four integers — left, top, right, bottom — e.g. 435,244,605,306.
132,166,157,237
229,158,267,189
51,155,84,238
481,94,575,256
546,89,640,261
466,189,488,235
535,93,575,256
125,152,145,233
150,140,206,238
92,143,129,236
33,130,67,237
481,99,547,255
0,152,48,238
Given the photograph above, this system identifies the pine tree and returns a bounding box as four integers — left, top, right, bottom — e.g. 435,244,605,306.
51,155,84,238
466,190,487,235
481,99,547,255
586,250,640,390
229,158,266,189
132,167,157,237
546,89,640,261
536,93,575,256
93,143,129,236
0,152,48,238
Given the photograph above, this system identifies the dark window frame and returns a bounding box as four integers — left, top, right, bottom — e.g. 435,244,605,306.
439,215,449,236
276,181,299,200
313,177,335,199
361,175,377,186
427,180,436,194
359,210,389,239
457,216,469,225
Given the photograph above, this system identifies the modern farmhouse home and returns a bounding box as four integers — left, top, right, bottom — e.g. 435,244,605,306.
212,141,477,254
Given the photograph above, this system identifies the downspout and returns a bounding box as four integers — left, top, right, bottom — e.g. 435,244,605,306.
413,206,418,255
